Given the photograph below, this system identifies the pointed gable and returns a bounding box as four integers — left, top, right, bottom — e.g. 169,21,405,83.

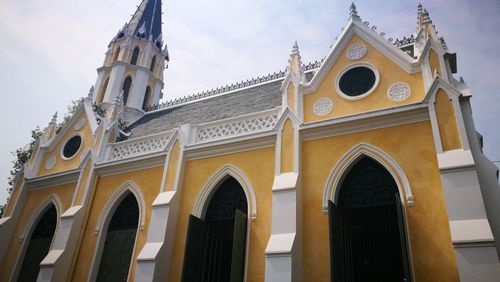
302,7,424,123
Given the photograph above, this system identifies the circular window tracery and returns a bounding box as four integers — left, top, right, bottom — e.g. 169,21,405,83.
336,64,379,100
62,135,82,159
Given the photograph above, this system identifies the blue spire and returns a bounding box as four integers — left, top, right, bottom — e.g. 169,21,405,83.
125,0,163,44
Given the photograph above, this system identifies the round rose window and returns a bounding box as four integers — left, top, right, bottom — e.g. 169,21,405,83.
62,135,82,159
338,66,377,98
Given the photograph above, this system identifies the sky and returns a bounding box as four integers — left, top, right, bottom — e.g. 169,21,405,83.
0,0,499,205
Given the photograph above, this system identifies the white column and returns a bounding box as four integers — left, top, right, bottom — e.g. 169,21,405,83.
103,64,126,103
128,69,149,109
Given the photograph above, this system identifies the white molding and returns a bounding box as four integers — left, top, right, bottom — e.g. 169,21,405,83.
302,106,429,142
450,219,494,244
192,164,257,220
10,194,62,282
89,181,144,282
25,169,80,190
335,62,380,101
323,143,414,210
96,153,165,177
186,134,276,161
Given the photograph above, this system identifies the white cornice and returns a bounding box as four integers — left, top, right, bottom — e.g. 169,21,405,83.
185,134,276,161
25,169,80,190
95,153,166,177
301,104,429,141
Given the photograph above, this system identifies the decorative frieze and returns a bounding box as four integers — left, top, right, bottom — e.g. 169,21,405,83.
45,156,56,170
387,82,411,102
108,132,170,161
196,109,279,143
346,44,367,60
313,98,334,116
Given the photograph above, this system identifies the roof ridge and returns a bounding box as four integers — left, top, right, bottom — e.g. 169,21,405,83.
146,59,324,112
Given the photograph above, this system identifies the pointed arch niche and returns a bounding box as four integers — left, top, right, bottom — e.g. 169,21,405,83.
192,164,257,220
323,143,414,211
11,195,61,282
89,181,145,282
182,164,256,282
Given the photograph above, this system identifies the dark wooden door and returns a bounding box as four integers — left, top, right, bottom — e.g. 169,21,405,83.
17,205,57,282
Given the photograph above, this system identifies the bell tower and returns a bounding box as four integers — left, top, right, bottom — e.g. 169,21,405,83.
92,0,169,123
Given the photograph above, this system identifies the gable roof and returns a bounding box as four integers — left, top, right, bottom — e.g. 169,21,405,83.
126,71,316,139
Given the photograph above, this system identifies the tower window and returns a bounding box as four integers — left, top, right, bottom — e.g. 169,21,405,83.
130,47,140,65
142,86,151,110
150,56,156,73
113,47,121,62
122,77,132,106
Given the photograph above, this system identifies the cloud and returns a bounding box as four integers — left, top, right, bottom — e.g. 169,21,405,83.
0,0,499,204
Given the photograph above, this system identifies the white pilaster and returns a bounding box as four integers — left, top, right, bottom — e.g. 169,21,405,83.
128,69,150,109
103,64,126,103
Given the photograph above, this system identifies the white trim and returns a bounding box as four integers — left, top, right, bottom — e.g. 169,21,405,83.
335,62,380,101
192,164,257,220
89,182,144,282
323,143,414,210
302,106,429,142
60,133,83,161
10,194,62,282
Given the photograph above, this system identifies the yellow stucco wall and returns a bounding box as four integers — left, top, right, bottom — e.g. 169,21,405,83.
0,183,76,281
301,121,459,281
281,119,295,173
429,48,443,77
287,82,295,112
70,166,163,282
167,147,275,282
38,113,93,177
303,35,424,123
435,89,462,151
164,140,180,191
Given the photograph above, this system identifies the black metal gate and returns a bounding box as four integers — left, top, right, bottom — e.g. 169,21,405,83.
182,177,248,282
329,157,412,282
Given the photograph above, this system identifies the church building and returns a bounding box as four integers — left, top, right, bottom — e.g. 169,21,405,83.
1,1,500,281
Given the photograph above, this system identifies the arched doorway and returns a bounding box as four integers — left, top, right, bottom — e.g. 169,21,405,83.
96,192,139,282
17,204,57,282
329,156,411,282
182,177,248,282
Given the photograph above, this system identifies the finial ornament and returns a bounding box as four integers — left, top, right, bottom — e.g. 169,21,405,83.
291,40,299,55
88,86,94,99
349,3,360,20
51,112,58,125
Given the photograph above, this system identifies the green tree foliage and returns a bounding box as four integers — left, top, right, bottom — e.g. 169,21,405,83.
0,98,83,217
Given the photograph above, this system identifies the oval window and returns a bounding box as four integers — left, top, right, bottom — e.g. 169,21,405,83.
62,135,82,159
338,66,377,98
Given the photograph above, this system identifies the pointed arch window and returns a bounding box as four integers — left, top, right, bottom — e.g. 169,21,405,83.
182,177,248,282
122,77,132,106
142,86,151,111
328,156,412,282
17,205,57,282
113,47,121,62
96,192,139,282
150,55,156,73
130,47,140,65
97,77,109,103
